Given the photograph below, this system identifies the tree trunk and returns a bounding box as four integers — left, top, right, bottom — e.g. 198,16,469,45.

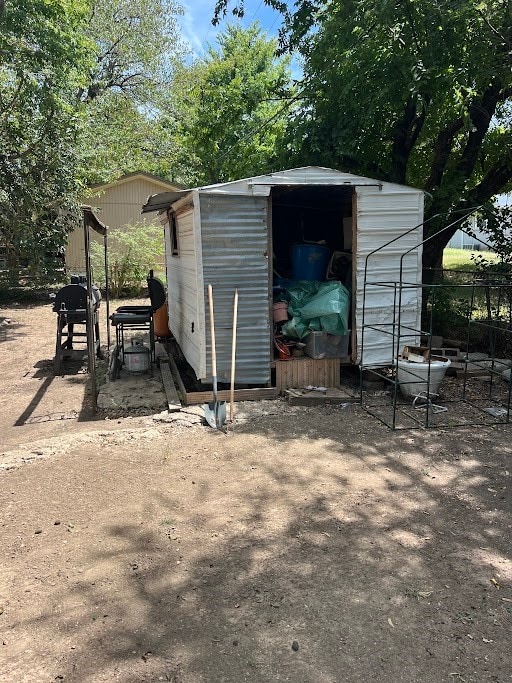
6,249,20,288
422,238,445,285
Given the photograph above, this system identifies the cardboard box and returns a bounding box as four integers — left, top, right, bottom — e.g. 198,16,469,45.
402,346,449,364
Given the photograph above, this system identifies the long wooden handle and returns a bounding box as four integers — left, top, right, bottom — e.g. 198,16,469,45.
208,284,217,379
230,288,238,423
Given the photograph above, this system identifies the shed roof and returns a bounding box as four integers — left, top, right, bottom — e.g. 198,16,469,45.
82,206,107,236
91,171,185,193
141,166,423,214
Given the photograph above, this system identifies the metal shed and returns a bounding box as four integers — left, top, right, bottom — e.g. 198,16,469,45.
142,166,425,385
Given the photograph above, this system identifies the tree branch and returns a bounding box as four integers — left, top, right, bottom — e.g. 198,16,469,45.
390,95,429,184
458,82,502,179
424,117,464,193
467,157,512,206
478,9,508,43
0,75,26,115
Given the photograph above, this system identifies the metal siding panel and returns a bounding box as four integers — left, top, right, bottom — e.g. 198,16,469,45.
355,188,424,366
200,193,270,384
166,206,203,378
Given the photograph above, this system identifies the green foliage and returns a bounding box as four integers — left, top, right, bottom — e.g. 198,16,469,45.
0,0,188,285
0,0,91,281
77,0,187,186
78,93,188,186
91,222,164,297
215,0,511,272
476,205,512,265
177,23,294,185
79,0,185,104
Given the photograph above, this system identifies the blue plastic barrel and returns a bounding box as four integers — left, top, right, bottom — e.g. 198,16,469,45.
292,244,331,281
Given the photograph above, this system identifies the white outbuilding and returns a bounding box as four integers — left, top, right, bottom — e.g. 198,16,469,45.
142,166,425,386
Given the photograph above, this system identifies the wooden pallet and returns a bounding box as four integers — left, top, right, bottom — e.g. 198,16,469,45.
275,357,341,394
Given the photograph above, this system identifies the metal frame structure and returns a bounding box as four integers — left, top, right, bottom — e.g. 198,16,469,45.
83,206,109,411
360,211,512,430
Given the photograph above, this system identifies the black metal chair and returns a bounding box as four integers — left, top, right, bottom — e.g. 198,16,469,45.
53,282,101,373
109,271,166,375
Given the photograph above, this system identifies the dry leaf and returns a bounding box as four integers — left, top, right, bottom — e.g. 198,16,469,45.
417,591,433,599
387,618,394,628
482,637,493,643
501,597,512,603
490,578,500,589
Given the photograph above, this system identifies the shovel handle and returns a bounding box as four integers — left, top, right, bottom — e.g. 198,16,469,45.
230,288,238,423
208,284,217,379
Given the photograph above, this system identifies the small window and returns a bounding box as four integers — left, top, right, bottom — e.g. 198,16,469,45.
169,212,179,256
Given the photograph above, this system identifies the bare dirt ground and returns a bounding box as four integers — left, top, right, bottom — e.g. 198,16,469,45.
1,301,512,683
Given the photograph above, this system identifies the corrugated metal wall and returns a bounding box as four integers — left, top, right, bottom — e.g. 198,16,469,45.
199,193,270,384
66,177,169,273
354,187,424,366
166,205,203,379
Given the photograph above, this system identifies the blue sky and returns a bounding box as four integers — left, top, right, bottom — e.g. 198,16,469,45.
178,0,287,58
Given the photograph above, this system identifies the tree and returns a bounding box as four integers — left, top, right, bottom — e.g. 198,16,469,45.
0,0,91,282
0,0,188,284
78,0,184,104
176,23,294,185
78,91,189,186
214,1,512,278
77,0,187,187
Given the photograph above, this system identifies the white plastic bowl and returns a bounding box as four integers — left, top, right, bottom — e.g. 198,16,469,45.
396,357,451,399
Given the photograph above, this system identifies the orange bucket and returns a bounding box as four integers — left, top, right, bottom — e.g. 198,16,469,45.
153,302,171,338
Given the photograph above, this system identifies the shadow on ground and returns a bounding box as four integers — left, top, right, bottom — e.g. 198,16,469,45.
4,410,511,683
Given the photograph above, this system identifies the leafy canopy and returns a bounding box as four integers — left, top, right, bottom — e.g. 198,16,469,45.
78,0,187,186
0,0,92,279
213,0,512,271
176,23,294,185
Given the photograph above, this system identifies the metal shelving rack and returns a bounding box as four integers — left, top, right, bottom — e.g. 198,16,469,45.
359,212,512,430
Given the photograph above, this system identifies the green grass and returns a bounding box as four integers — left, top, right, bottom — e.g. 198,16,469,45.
443,248,499,271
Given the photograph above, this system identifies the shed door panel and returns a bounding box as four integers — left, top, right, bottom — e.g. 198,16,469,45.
200,194,270,384
354,188,424,366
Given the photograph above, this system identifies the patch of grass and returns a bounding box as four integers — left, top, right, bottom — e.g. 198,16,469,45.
443,248,499,271
159,518,175,526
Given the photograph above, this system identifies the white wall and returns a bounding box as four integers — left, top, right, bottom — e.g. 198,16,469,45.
165,201,203,380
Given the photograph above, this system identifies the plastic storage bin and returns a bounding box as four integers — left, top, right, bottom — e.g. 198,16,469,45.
304,331,350,359
292,244,331,281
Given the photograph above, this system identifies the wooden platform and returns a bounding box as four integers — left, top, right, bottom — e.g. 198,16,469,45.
162,343,279,406
286,387,359,406
155,342,182,412
162,341,347,405
275,357,341,394
183,387,279,406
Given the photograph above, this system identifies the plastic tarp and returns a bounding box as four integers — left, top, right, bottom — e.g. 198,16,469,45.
282,280,350,339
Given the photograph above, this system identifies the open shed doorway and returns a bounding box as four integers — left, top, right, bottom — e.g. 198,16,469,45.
270,184,355,359
271,184,354,280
